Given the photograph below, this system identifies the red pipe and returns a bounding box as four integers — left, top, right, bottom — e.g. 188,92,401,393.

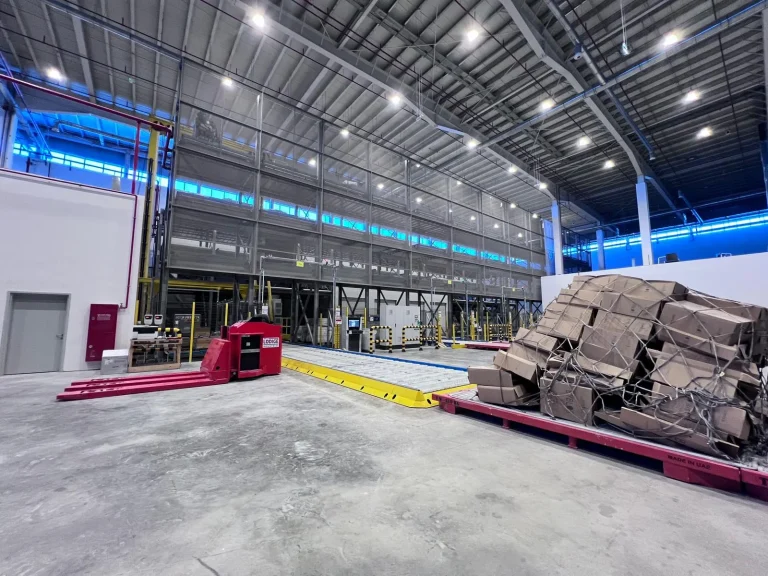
0,73,172,133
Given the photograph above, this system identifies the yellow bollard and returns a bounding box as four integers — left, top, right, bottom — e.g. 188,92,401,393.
188,302,196,363
224,302,229,328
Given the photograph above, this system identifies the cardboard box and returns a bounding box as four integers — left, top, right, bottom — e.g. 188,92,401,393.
623,280,686,301
580,325,642,360
650,348,759,387
572,351,635,382
648,351,740,398
619,408,739,458
579,341,638,373
540,379,596,425
515,327,559,353
467,366,501,388
536,313,584,341
657,328,745,363
556,289,603,308
598,291,662,320
510,342,549,369
594,410,637,433
547,368,621,391
549,302,596,324
659,301,752,345
660,341,758,377
505,353,540,383
492,351,507,370
687,291,768,324
649,383,751,440
476,384,529,406
592,310,654,341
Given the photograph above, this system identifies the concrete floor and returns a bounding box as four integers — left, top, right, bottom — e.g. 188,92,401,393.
2,349,768,576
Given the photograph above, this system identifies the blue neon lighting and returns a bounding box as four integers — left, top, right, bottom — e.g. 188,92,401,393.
562,211,768,257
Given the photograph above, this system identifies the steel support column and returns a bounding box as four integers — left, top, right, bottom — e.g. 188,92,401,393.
636,177,654,266
551,201,564,275
595,229,606,271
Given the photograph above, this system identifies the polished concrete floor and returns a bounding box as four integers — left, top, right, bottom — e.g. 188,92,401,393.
2,348,768,576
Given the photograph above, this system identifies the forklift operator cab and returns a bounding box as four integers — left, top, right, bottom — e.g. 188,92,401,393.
201,315,282,382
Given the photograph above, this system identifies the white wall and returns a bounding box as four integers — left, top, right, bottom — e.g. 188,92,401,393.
0,170,143,372
541,252,768,310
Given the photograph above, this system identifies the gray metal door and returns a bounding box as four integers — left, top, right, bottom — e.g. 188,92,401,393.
4,294,68,374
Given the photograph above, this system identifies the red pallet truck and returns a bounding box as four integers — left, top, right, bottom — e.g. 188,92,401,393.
58,317,282,401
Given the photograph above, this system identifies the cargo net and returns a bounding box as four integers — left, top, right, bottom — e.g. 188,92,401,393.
473,274,768,462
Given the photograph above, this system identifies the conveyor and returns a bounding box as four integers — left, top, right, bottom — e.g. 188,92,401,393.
281,345,473,408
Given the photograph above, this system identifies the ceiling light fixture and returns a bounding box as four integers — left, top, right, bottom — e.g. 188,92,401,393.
466,138,479,150
415,163,421,168
46,67,64,81
682,90,700,104
509,203,517,208
538,182,548,190
603,159,616,169
532,213,539,219
466,28,480,43
493,223,499,229
416,197,423,203
221,77,234,88
661,30,681,49
252,12,266,29
518,232,523,238
470,215,476,221
508,166,517,174
449,208,453,213
577,136,591,148
389,92,402,106
620,41,632,57
456,181,462,186
377,183,385,190
696,126,713,139
539,98,555,112
341,128,349,137
308,158,317,167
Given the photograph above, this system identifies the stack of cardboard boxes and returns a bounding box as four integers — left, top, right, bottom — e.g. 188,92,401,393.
466,274,768,459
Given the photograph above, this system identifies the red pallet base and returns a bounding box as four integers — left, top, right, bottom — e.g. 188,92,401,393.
433,391,768,501
58,372,230,401
461,341,510,350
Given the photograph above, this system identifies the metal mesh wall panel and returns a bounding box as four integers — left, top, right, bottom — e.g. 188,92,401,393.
257,224,319,279
322,192,369,241
173,149,257,219
324,157,369,200
451,183,478,209
321,237,370,284
450,204,480,233
370,142,406,183
169,208,255,274
261,98,319,151
260,135,319,185
483,216,506,241
371,245,410,288
371,175,408,209
370,205,410,248
259,174,319,231
411,254,451,290
411,190,448,222
452,262,482,293
411,217,450,254
323,126,367,170
177,104,259,168
452,229,482,263
482,192,505,219
411,165,448,198
483,268,507,296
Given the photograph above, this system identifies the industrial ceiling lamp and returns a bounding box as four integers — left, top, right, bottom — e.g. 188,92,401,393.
619,0,631,56
252,12,267,29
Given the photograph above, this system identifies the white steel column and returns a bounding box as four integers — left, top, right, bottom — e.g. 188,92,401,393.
2,111,17,168
595,228,605,270
636,176,653,266
551,200,564,275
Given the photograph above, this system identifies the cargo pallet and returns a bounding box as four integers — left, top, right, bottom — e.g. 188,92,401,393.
432,389,768,501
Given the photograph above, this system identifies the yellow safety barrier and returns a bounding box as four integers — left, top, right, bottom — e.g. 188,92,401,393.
368,325,393,353
400,325,423,352
419,324,441,350
488,323,513,341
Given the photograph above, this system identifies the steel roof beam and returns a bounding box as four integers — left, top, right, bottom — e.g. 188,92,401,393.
69,1,97,104
98,0,115,102
150,0,166,114
495,0,681,219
